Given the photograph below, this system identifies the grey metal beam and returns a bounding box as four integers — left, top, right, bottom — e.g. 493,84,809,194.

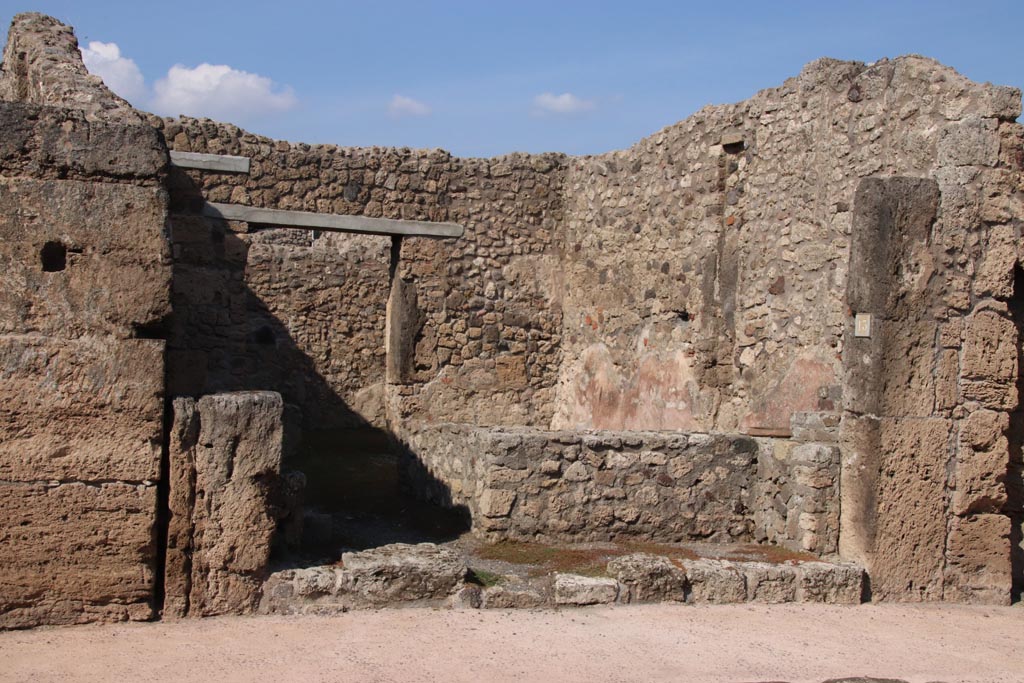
170,151,251,174
201,201,464,238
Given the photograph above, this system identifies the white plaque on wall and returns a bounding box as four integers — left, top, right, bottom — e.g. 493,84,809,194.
854,313,872,338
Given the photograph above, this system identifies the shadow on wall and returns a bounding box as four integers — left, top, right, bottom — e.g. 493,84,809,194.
162,168,470,565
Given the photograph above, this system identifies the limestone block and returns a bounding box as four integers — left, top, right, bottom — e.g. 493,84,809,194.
339,543,467,603
797,562,864,604
681,559,747,603
554,574,619,605
0,481,157,629
293,567,340,597
938,117,1000,167
944,514,1011,605
606,553,687,603
449,584,483,609
481,582,549,609
479,489,517,518
169,392,285,617
742,562,798,603
0,335,164,482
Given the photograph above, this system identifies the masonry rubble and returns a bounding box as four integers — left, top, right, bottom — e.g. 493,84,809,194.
0,11,1022,629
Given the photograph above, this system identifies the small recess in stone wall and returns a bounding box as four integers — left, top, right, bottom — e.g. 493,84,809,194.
40,240,66,272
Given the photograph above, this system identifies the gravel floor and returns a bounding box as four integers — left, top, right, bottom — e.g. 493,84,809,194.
1,603,1021,683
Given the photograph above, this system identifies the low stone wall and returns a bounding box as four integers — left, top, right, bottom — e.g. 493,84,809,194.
400,424,840,549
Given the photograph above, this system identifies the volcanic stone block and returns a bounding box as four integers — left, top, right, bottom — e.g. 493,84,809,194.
944,514,1012,605
165,392,285,617
0,101,166,181
953,410,1010,515
960,308,1017,410
869,417,952,601
0,177,171,338
938,117,1000,167
0,481,158,629
0,335,165,482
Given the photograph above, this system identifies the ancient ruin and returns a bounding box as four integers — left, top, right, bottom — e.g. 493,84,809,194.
1,12,1022,628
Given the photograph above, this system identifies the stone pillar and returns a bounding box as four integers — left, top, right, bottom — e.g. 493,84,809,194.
164,392,284,617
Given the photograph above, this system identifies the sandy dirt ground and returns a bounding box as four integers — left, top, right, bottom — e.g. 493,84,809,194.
0,603,1020,683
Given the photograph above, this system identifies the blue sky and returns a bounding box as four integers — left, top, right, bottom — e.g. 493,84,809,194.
2,1,1022,157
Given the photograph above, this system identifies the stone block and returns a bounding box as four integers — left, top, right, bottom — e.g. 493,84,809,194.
481,582,549,609
790,412,840,442
952,410,1009,515
797,562,864,604
0,481,157,629
166,392,285,617
479,489,517,518
960,309,1017,410
339,543,467,603
606,553,687,603
681,559,747,603
0,177,171,338
868,418,952,601
944,514,1011,605
938,117,1000,167
0,335,164,482
0,101,166,181
742,562,798,603
554,574,619,605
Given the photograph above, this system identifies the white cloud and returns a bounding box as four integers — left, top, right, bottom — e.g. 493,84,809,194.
388,94,431,119
533,92,596,115
151,63,297,121
80,41,147,103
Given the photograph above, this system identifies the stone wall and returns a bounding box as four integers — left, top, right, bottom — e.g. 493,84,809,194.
0,98,171,627
1,9,1023,623
401,424,838,549
554,57,1022,437
753,435,840,556
155,117,567,430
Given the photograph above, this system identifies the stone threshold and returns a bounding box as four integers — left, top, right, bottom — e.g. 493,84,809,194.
259,542,865,614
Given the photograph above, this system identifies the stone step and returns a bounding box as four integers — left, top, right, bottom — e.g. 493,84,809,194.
260,544,865,614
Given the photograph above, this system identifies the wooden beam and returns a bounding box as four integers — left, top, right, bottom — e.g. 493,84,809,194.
170,151,251,174
201,201,464,238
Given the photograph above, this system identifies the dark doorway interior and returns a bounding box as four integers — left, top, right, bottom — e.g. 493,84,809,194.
280,427,470,567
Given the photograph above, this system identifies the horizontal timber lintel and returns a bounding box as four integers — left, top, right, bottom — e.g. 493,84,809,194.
169,151,251,173
200,201,464,238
